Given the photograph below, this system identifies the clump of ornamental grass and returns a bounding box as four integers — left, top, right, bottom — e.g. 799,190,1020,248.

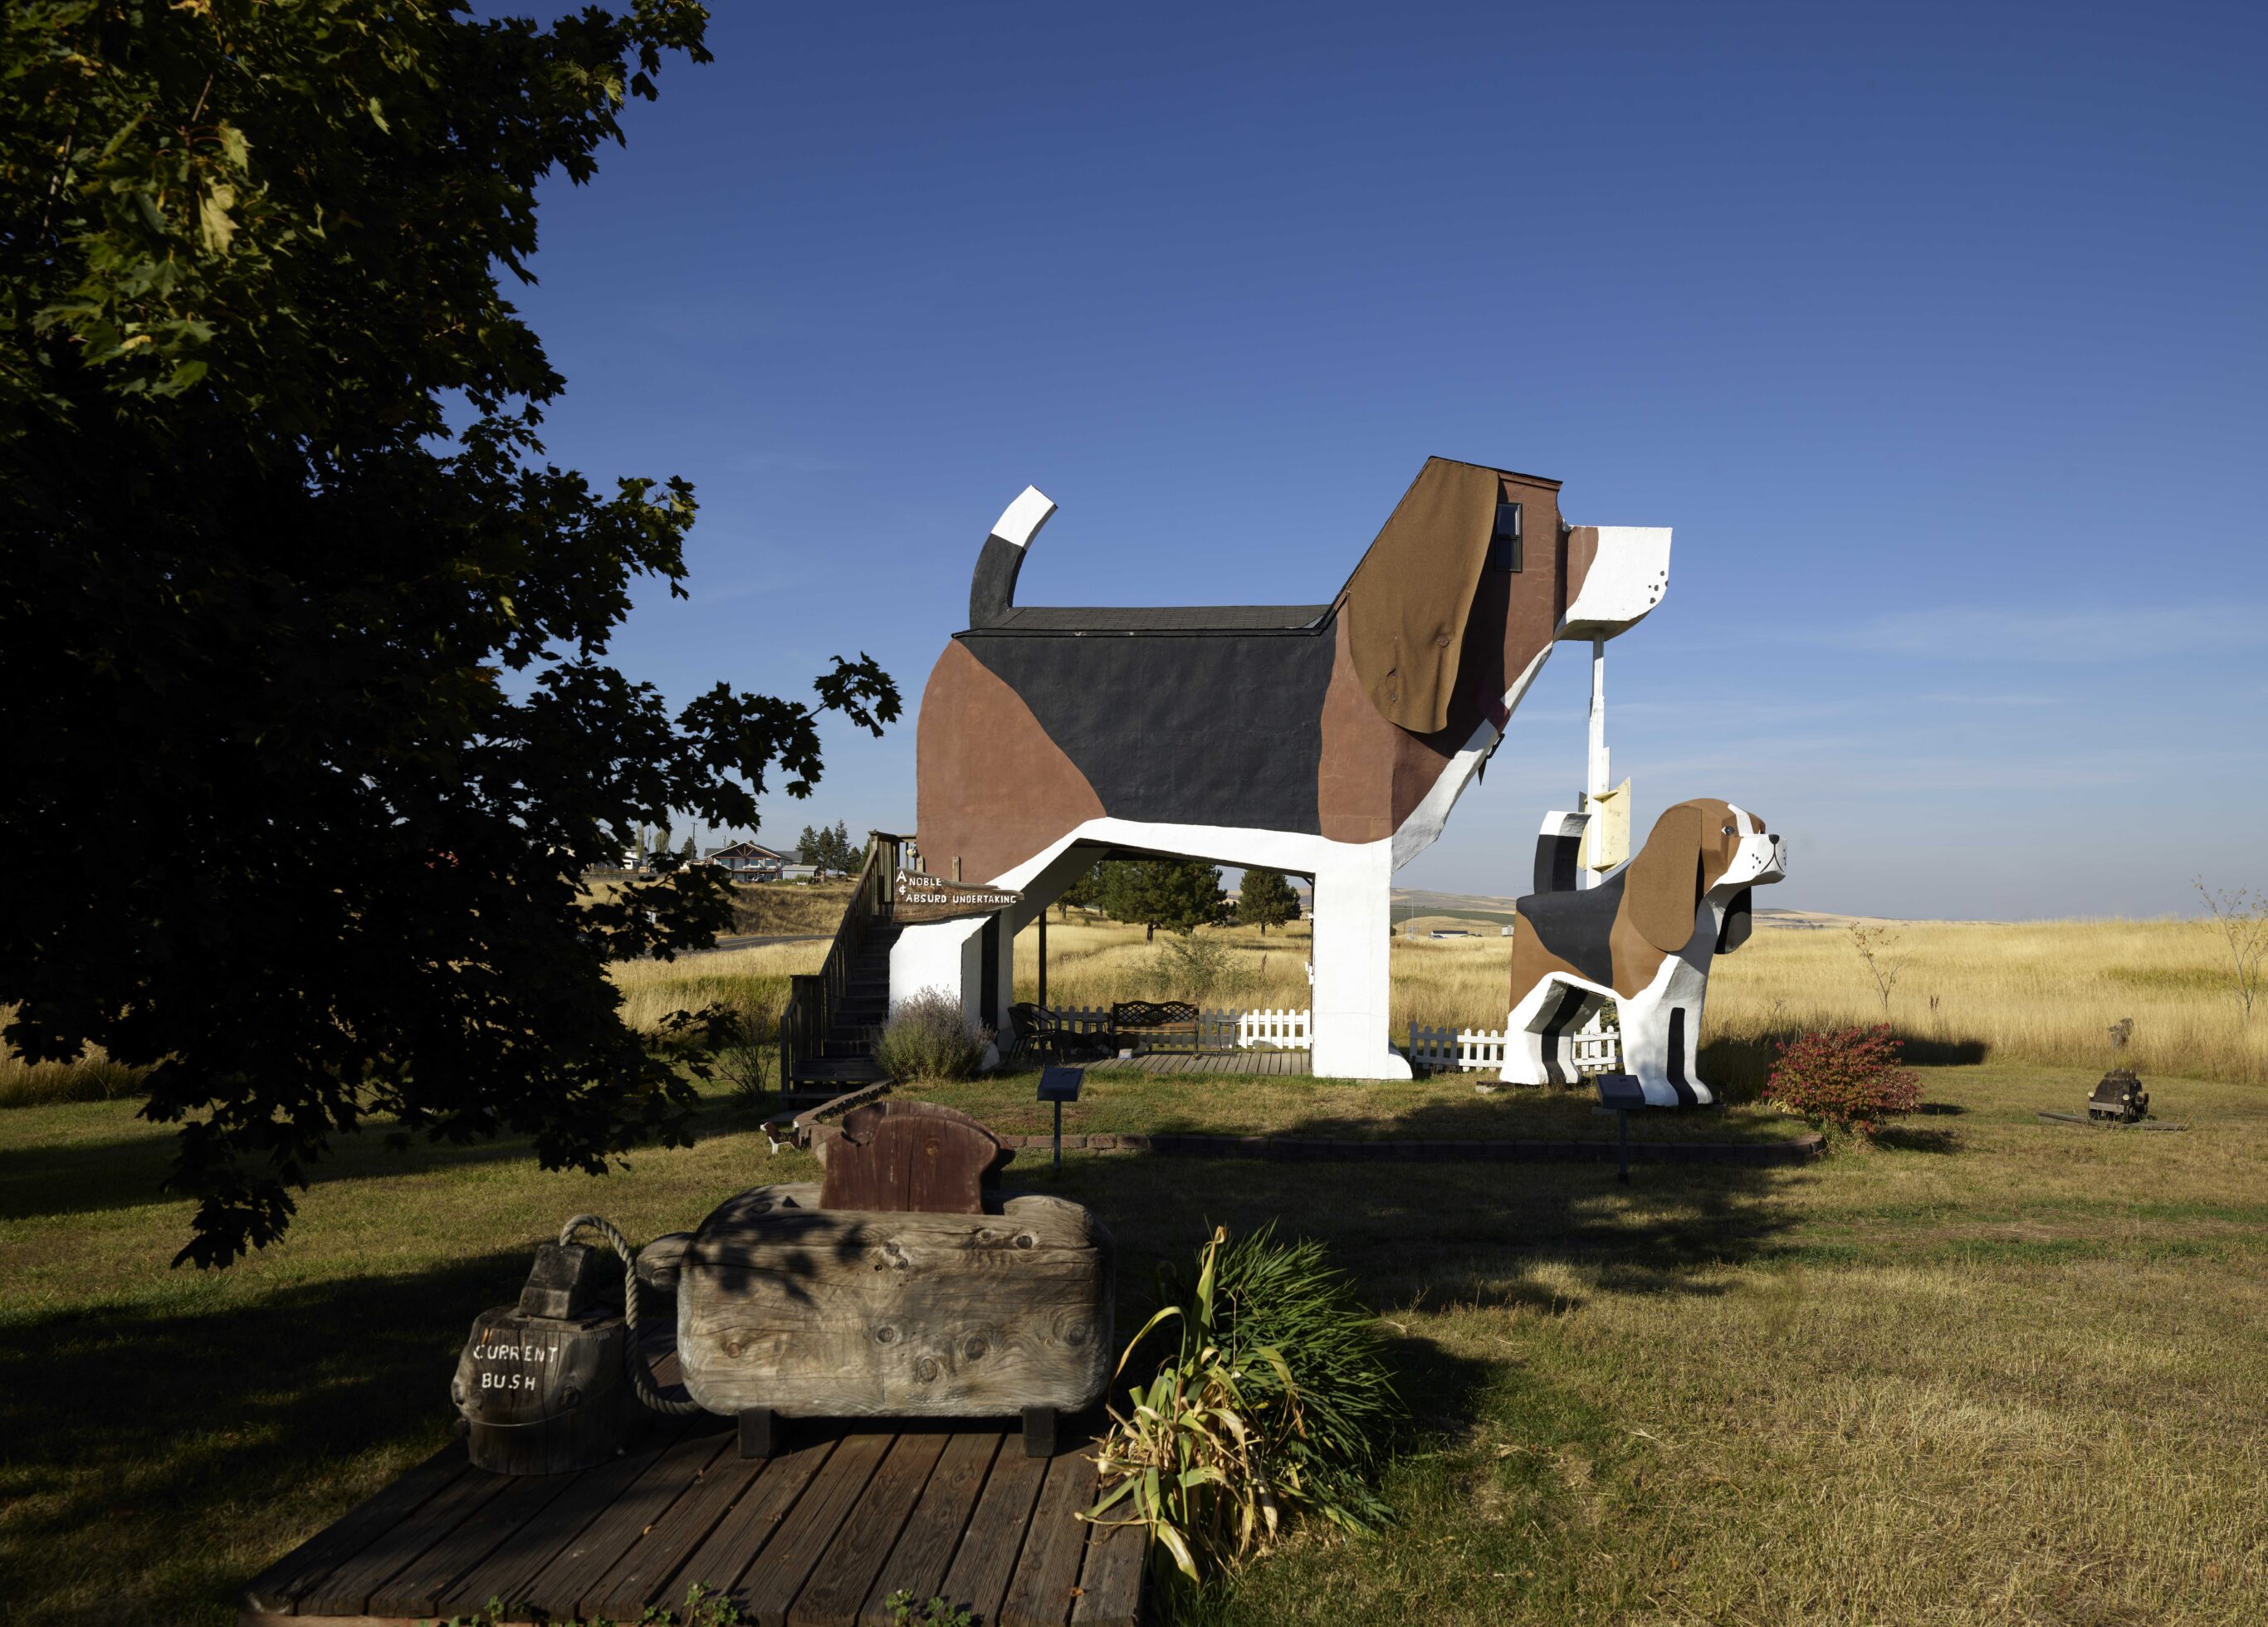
873,987,990,1082
1087,1224,1402,1581
1763,1024,1922,1136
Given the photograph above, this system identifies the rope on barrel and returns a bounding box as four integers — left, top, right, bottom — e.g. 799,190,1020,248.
557,1213,705,1416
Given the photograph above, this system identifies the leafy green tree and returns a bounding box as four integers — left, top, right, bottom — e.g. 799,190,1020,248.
1056,860,1102,920
796,824,822,865
1098,859,1229,942
652,820,672,858
679,833,697,860
1237,868,1300,936
0,2,901,1266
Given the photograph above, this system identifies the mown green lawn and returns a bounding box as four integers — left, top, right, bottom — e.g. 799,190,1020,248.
2,1064,2263,1625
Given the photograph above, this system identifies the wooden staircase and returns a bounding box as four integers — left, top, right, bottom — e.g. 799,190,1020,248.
788,922,900,1090
780,833,907,1101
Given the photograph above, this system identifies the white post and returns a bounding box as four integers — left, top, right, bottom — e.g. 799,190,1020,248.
1581,636,1608,887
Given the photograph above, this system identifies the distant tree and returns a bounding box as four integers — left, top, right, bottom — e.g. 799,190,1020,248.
1056,861,1102,921
822,820,858,874
1845,923,1909,1017
795,820,857,873
651,820,672,859
679,833,697,860
2196,878,2267,1021
1098,859,1229,941
1238,868,1299,936
0,4,903,1266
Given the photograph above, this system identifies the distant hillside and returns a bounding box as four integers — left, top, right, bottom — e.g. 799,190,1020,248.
1391,888,1518,928
1391,887,1870,931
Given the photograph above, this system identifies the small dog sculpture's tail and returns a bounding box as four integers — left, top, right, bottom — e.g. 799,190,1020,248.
1532,809,1591,895
966,486,1056,629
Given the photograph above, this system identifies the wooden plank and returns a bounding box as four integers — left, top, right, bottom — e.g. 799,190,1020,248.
645,1434,841,1613
579,1439,792,1623
433,1414,699,1616
999,1449,1100,1627
678,1195,1112,1419
785,1430,950,1627
856,1432,1000,1625
238,1445,467,1615
296,1459,503,1618
519,1428,736,1620
365,1467,580,1618
933,1439,1048,1625
819,1106,1001,1214
1068,1502,1145,1626
731,1430,894,1625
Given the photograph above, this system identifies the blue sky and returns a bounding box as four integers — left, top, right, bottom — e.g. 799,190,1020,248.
507,1,2266,919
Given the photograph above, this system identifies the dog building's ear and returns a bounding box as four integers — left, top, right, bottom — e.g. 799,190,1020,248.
1343,458,1502,733
1628,802,1705,954
1716,888,1753,954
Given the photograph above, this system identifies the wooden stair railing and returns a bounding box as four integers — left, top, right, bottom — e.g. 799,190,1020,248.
780,831,907,1092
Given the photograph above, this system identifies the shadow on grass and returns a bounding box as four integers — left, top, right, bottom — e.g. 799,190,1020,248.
0,1248,533,1625
1024,1118,1805,1351
1699,1031,1992,1099
0,1100,767,1224
1870,1125,1963,1154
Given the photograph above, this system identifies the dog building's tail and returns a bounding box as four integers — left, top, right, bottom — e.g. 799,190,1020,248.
966,486,1057,628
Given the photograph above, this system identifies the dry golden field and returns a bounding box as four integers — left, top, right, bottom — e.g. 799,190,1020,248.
7,910,2262,1107
1008,911,2268,1091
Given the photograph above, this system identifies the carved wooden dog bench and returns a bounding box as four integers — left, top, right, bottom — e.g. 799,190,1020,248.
676,1099,1114,1458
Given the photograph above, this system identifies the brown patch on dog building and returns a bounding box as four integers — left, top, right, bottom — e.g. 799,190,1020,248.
915,641,1105,883
1342,458,1508,734
1317,614,1400,843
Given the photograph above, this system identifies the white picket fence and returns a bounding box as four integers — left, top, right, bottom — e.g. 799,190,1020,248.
1031,1005,1311,1051
1407,1010,1621,1077
1405,1024,1508,1075
1029,1004,1629,1072
1215,1007,1312,1049
1571,1024,1623,1074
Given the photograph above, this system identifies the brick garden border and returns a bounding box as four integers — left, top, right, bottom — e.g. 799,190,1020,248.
994,1130,1826,1165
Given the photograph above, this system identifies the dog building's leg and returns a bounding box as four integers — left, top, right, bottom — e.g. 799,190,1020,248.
889,916,991,1028
1309,840,1411,1080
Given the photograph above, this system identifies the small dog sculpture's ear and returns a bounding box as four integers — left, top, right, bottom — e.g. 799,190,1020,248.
1628,802,1705,954
1716,887,1753,954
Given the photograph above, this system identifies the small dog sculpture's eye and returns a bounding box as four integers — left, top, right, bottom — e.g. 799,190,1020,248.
1722,824,1737,837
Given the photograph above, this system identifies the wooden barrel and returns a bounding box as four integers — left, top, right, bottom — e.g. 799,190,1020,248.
677,1183,1113,1420
451,1305,643,1475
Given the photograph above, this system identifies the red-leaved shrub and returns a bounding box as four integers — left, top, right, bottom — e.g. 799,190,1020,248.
1763,1025,1921,1136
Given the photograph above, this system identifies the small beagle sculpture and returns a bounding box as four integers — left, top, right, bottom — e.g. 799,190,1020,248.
1504,799,1786,1104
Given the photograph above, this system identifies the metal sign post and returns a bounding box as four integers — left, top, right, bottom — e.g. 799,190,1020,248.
1595,1072,1645,1185
1037,1066,1085,1171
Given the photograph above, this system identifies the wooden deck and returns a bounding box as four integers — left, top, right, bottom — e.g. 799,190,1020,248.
239,1349,1141,1626
1089,1048,1312,1077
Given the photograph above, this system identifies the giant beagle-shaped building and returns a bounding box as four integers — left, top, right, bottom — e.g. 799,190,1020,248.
903,457,1672,1079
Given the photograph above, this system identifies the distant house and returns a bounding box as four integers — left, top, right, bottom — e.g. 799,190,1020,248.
706,840,793,882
